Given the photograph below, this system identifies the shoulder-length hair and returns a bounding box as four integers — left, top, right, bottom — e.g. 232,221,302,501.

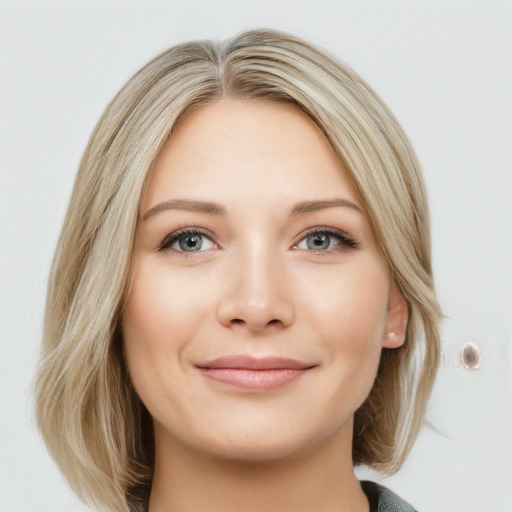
35,28,441,512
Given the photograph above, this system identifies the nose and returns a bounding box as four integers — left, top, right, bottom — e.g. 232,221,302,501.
216,250,295,333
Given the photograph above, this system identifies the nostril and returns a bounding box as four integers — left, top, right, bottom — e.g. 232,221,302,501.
228,317,281,330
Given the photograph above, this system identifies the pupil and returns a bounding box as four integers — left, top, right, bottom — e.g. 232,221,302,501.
179,235,202,251
308,234,330,250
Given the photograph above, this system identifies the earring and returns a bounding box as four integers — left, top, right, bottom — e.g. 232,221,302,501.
387,330,403,345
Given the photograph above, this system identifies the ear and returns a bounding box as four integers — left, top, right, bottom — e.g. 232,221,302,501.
381,281,408,349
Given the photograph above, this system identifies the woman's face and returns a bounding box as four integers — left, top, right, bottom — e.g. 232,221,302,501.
123,99,407,461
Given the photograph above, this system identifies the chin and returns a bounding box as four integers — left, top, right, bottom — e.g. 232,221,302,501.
208,435,306,462
171,412,352,464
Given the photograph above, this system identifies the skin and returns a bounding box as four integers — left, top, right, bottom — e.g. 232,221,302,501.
123,99,408,512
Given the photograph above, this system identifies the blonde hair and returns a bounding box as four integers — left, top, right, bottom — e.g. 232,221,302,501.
35,29,441,512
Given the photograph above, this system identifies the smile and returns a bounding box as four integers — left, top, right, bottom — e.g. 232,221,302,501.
196,356,316,390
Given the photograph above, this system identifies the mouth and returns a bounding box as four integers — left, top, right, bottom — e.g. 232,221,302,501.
196,356,316,390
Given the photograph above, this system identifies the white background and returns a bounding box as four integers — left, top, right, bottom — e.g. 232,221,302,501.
0,1,510,511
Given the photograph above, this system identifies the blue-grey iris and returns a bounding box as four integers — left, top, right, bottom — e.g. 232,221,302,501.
307,234,330,250
179,234,203,252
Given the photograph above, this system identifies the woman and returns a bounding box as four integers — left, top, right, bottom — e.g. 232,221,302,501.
35,29,441,512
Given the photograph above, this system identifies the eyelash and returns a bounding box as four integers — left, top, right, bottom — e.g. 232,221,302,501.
157,226,358,253
157,227,218,252
294,227,358,252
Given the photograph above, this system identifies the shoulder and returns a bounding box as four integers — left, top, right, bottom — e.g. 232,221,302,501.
360,481,418,512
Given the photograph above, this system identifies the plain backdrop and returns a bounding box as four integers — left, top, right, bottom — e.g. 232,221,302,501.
0,1,511,511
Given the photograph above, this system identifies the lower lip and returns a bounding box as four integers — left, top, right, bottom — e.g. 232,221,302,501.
198,368,308,390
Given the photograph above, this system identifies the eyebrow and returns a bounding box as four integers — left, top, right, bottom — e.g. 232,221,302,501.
143,197,362,221
142,199,227,220
290,198,362,216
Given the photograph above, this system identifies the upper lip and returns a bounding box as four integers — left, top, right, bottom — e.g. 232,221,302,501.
196,356,315,370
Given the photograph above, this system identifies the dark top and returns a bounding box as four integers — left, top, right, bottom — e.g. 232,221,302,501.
139,480,417,511
361,480,418,512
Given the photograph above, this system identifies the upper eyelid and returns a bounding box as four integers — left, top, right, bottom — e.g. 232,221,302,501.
298,226,351,236
294,226,356,241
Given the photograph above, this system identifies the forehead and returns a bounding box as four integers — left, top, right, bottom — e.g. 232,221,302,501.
144,99,358,209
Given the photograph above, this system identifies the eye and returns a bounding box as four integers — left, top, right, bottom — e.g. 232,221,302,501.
305,233,331,250
158,228,217,253
294,228,357,252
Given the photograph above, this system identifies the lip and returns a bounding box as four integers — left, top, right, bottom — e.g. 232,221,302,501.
196,356,316,390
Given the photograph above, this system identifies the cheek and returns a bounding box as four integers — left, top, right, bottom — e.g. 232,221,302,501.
300,259,390,402
122,261,208,392
125,259,208,336
304,260,390,348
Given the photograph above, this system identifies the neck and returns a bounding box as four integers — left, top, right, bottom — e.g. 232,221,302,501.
148,426,368,512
